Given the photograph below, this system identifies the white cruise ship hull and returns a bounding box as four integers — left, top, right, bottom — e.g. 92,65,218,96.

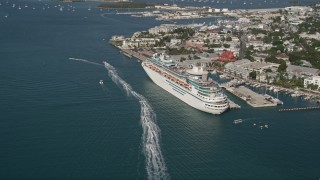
142,63,228,114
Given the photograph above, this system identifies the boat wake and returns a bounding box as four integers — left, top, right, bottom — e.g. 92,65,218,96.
103,61,169,180
69,57,169,179
68,57,103,67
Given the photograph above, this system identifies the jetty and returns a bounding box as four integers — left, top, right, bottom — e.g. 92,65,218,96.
279,106,320,112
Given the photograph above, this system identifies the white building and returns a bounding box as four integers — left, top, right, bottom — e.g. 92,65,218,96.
285,6,313,14
214,8,221,13
148,24,179,34
122,38,159,48
170,38,182,46
304,76,320,89
221,8,229,13
224,59,280,80
225,59,251,79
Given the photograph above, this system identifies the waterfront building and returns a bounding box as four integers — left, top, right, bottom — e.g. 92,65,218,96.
304,76,320,89
225,62,250,79
148,24,179,34
224,59,280,80
122,38,159,49
257,72,278,83
240,61,279,73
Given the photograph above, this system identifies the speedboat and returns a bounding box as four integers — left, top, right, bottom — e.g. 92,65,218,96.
233,119,243,124
99,80,104,85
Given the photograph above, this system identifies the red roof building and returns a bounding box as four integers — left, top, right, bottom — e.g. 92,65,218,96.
218,50,236,62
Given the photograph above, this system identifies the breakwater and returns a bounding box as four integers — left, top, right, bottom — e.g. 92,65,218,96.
279,106,320,112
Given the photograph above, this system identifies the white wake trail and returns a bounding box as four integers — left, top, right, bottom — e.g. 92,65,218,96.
103,61,169,180
69,57,103,67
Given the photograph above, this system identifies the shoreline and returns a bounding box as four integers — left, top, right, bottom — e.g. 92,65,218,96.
111,42,320,102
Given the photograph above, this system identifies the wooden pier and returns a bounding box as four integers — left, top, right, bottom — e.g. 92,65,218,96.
279,106,320,112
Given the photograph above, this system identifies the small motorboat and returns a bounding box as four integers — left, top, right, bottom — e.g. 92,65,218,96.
233,119,243,124
99,80,104,85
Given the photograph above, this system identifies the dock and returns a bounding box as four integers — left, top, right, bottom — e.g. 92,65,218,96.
279,106,320,112
228,99,241,109
120,49,148,62
223,86,277,108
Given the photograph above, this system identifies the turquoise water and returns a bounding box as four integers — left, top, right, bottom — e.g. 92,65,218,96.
1,0,320,179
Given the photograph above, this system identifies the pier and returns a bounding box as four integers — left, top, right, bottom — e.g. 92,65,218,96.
279,106,320,112
228,99,241,109
222,85,277,108
120,48,148,62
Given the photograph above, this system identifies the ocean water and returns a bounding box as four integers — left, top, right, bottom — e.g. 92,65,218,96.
1,0,320,179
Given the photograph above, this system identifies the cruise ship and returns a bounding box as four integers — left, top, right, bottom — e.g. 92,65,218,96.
142,53,229,114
